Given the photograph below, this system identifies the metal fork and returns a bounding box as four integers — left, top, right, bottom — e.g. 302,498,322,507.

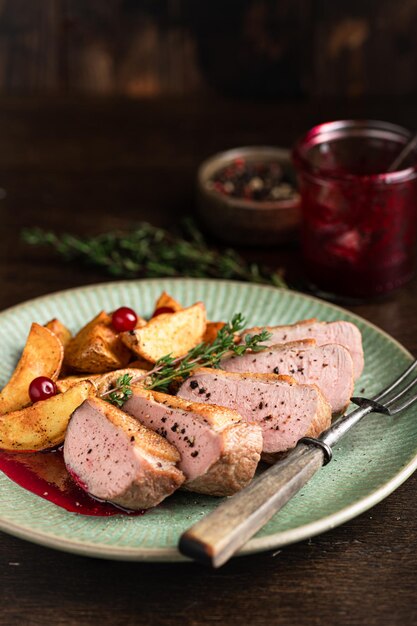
179,360,417,567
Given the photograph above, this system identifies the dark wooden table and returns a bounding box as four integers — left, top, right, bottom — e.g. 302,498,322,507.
0,96,416,626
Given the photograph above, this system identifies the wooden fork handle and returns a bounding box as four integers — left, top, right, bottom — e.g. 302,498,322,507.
178,443,324,568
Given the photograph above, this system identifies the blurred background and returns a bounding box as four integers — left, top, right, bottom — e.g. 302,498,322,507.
0,0,416,98
0,0,416,302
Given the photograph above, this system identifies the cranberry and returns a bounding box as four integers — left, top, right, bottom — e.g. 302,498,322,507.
29,377,57,403
152,306,175,318
112,307,138,332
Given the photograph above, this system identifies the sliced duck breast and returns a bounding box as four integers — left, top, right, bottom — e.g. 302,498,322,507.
177,369,332,454
242,319,364,379
64,397,184,510
221,340,354,415
122,387,263,496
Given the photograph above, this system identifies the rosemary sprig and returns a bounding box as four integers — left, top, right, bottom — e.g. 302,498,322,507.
21,218,286,288
102,314,271,402
104,373,134,407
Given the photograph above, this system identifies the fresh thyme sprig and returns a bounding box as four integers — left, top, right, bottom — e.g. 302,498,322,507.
21,218,286,288
145,313,271,393
103,373,134,407
102,313,272,402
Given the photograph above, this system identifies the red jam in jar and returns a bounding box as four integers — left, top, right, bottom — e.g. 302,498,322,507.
293,120,417,299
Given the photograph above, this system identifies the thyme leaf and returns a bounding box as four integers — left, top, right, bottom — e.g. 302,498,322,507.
21,218,286,288
103,373,134,407
101,313,272,399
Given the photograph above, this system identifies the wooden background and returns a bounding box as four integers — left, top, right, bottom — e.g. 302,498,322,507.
0,94,417,626
1,4,417,624
0,0,416,98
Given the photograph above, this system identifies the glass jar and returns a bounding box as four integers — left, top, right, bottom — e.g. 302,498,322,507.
293,120,417,299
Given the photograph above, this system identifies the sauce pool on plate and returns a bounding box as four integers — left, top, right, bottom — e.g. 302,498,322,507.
0,448,144,517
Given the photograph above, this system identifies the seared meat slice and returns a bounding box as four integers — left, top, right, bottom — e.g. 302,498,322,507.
64,397,184,510
177,369,331,454
242,319,364,379
122,387,263,496
221,340,354,415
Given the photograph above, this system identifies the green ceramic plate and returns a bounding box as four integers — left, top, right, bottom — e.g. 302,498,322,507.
0,279,415,561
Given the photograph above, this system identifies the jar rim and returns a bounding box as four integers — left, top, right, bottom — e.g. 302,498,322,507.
292,119,417,183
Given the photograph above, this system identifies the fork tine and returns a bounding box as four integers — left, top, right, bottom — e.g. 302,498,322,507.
373,360,417,402
383,375,417,409
387,391,417,415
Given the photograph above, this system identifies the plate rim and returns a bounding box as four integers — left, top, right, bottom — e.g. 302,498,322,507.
0,277,415,562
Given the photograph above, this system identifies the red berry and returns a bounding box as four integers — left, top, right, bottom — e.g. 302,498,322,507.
152,306,175,318
29,376,57,403
112,307,138,332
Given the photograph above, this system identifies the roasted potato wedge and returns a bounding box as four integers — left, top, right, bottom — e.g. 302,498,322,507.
203,321,226,344
153,291,182,314
153,294,225,345
45,318,72,348
128,358,153,370
57,367,148,395
133,316,147,329
0,381,94,451
64,311,131,374
0,323,64,415
121,302,207,363
56,374,97,393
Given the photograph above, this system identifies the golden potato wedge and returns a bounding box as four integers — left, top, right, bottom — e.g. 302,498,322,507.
64,311,131,374
45,318,72,348
56,374,97,393
0,323,64,415
153,291,183,314
57,367,148,395
0,381,94,451
121,302,207,363
134,316,148,329
203,321,226,344
128,358,153,370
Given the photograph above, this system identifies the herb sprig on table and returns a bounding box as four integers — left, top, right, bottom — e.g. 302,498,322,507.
21,219,286,288
103,313,271,404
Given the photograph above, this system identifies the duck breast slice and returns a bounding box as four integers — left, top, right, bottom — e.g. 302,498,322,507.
64,397,184,510
177,369,331,454
221,340,354,415
242,319,364,380
122,387,263,497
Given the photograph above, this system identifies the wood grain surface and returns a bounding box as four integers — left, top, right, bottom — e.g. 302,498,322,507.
1,0,417,98
0,95,416,626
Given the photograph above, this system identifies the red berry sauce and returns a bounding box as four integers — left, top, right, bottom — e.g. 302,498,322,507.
293,122,417,298
0,448,144,517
